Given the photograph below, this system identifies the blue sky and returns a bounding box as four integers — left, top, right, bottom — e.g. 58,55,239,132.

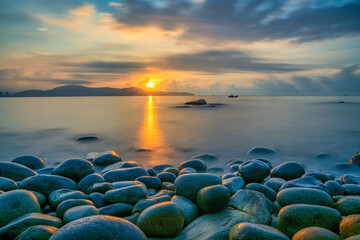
0,0,359,95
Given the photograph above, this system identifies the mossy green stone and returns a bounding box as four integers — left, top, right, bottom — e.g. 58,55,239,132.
15,225,58,240
0,190,41,227
277,204,342,238
197,185,230,213
229,222,290,240
137,202,184,238
277,187,334,207
340,215,360,239
292,227,342,240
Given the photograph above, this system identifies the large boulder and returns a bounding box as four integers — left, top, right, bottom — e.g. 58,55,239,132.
136,202,184,238
239,160,270,183
229,189,274,225
0,162,37,181
12,155,46,170
174,208,250,240
92,150,122,166
52,159,95,182
270,161,305,181
277,204,342,237
103,167,149,182
0,213,62,239
197,185,230,213
174,173,221,202
229,222,289,240
0,190,41,227
20,174,76,196
277,187,334,207
49,215,146,240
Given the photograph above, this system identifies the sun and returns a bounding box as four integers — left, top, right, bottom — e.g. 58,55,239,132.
146,80,155,89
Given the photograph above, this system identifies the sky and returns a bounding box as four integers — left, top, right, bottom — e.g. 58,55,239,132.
0,0,359,95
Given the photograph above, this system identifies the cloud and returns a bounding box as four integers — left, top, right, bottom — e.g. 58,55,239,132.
114,0,360,43
63,61,146,73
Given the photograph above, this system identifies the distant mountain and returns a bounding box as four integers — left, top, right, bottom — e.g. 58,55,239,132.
11,85,194,97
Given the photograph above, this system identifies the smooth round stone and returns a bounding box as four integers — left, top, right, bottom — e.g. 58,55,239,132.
76,136,99,142
178,159,207,172
255,158,273,168
112,181,146,190
52,159,95,182
340,175,360,184
12,155,46,170
0,177,17,191
136,176,161,190
314,152,332,160
133,199,159,214
222,173,238,180
171,195,199,226
228,159,244,166
197,185,231,213
49,215,147,240
178,167,197,175
325,180,344,196
277,204,342,237
161,182,174,191
239,160,270,183
0,190,41,227
340,215,360,238
77,173,105,194
63,205,99,223
20,174,76,196
30,191,46,208
157,172,177,183
343,184,360,195
15,225,58,240
49,189,86,208
245,183,277,201
89,182,114,194
292,227,342,240
279,176,327,191
335,196,360,215
303,171,335,182
350,151,360,167
0,162,38,181
56,199,95,219
264,177,286,192
0,213,62,239
92,150,122,166
147,168,156,176
230,164,241,172
42,205,54,214
247,147,277,156
136,202,184,238
163,167,180,176
174,173,222,202
99,203,133,217
277,187,334,207
37,167,55,175
88,192,105,208
104,185,147,205
101,161,142,174
103,167,149,182
191,153,217,162
222,176,245,195
270,161,305,181
229,222,289,240
152,164,174,174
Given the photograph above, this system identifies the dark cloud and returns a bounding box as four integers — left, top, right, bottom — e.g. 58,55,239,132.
162,50,307,73
114,0,360,43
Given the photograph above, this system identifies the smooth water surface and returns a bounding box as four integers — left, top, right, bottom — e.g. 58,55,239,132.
0,96,359,170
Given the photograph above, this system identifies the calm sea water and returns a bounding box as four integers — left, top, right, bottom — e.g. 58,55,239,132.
0,96,359,171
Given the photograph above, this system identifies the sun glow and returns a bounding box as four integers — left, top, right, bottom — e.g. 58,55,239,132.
146,80,155,89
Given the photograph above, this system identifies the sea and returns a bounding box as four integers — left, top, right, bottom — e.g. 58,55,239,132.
0,96,359,173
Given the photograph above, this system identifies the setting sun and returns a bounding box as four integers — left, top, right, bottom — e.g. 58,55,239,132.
146,81,155,89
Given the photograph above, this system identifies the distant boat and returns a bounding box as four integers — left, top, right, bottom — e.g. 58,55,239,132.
228,95,238,98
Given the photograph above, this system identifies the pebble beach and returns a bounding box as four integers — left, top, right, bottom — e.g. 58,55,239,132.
0,148,360,240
